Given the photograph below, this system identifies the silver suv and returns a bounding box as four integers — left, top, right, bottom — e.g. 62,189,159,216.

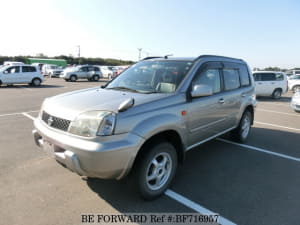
33,55,256,199
60,65,101,82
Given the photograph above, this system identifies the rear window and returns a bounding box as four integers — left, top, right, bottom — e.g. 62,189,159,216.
22,66,36,72
223,69,240,91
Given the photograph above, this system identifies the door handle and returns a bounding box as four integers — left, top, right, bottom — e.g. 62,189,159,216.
218,98,225,104
241,93,246,97
258,82,262,84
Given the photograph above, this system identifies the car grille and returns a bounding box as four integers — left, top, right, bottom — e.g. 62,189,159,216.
42,111,71,132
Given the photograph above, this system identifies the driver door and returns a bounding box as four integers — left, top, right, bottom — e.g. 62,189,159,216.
2,66,21,83
187,62,227,147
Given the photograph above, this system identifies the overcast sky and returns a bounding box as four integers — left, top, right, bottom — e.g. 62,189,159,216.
0,0,299,68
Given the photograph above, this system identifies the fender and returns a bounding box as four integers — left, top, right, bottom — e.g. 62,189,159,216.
131,113,188,148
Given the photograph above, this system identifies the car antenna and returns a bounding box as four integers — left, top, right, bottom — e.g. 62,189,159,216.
164,54,173,59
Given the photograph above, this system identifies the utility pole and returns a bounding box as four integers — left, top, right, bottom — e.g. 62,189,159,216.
137,48,142,61
76,45,80,58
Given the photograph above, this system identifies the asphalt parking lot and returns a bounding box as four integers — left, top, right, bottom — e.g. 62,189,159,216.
0,78,299,225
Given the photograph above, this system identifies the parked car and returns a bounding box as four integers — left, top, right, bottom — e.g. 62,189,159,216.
33,55,256,199
291,91,300,112
42,64,64,77
111,65,129,79
60,65,101,82
3,61,24,66
0,64,43,86
252,71,288,99
97,66,113,79
288,75,300,92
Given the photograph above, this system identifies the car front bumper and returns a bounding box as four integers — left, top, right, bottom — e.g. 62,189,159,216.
291,101,300,112
32,118,144,179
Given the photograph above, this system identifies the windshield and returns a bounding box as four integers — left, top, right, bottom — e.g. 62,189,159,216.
106,60,193,93
0,65,9,72
50,65,58,69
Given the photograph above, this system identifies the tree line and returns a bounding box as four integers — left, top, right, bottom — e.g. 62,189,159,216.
0,55,135,66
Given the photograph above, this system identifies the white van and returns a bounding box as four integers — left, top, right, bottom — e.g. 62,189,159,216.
0,64,44,86
253,71,288,99
3,61,24,66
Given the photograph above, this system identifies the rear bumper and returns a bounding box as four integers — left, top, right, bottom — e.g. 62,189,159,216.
33,118,144,179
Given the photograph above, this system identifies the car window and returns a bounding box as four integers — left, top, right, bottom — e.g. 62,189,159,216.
276,73,284,81
79,67,88,72
223,69,240,91
253,73,260,81
193,69,221,94
239,65,250,86
93,67,100,71
22,66,36,72
106,60,193,93
4,66,20,74
260,73,276,81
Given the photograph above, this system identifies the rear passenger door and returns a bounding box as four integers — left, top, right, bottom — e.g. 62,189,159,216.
22,66,36,83
255,73,276,95
221,62,251,127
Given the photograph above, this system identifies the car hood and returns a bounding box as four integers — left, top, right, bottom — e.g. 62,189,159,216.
43,87,166,120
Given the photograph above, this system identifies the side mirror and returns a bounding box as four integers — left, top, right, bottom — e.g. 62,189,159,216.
3,70,8,74
191,84,213,97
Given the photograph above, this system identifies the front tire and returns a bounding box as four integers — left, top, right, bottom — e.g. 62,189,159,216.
70,75,77,82
136,141,177,200
231,110,252,143
293,85,300,93
272,89,282,99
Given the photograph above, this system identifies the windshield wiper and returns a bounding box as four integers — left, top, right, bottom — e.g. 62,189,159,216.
106,86,140,93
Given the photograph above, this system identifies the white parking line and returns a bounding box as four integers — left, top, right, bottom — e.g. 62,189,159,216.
0,110,39,117
257,108,299,117
254,121,300,132
165,189,236,225
257,101,289,106
217,138,300,162
22,112,36,121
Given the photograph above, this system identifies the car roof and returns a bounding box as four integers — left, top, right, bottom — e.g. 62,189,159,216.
142,55,244,63
253,71,284,73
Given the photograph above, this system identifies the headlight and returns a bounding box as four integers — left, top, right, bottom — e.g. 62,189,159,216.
68,111,116,137
39,99,48,118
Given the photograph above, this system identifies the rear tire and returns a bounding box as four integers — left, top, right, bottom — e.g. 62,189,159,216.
31,78,41,86
134,141,177,200
272,89,282,99
70,75,77,82
231,110,252,143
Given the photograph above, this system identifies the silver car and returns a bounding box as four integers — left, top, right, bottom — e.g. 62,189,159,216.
60,65,101,82
33,55,256,199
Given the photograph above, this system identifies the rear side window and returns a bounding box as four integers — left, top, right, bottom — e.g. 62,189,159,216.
239,65,250,86
93,67,100,71
260,73,276,81
223,69,240,91
276,73,284,81
22,66,36,72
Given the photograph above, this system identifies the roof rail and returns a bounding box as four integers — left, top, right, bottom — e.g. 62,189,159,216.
194,55,243,62
141,56,163,61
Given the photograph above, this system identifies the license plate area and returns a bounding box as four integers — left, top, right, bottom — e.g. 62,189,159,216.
43,140,54,155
